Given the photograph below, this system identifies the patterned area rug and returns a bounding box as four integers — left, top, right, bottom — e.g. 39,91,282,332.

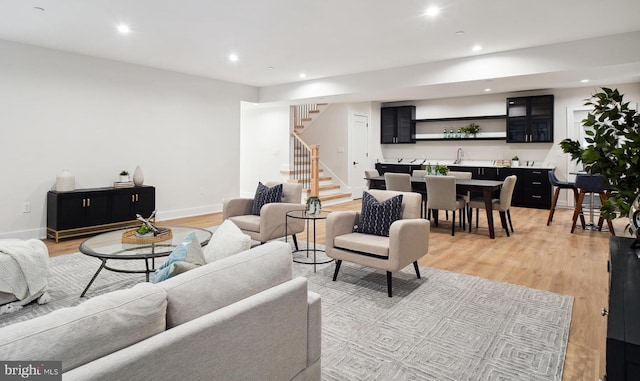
0,243,573,381
303,263,573,381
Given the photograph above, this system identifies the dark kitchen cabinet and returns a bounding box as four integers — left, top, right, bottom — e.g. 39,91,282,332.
381,106,416,144
507,95,554,143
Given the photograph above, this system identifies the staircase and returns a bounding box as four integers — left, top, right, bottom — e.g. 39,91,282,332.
286,104,352,205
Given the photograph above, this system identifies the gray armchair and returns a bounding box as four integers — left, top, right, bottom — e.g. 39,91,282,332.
325,190,429,297
223,182,305,249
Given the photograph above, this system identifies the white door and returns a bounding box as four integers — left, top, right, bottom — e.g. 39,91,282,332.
349,114,369,198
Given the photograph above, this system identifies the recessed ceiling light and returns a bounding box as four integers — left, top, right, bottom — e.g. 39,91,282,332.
581,79,590,83
424,6,440,17
484,88,492,92
472,45,482,52
116,23,131,35
455,31,465,35
299,73,307,79
267,66,274,70
228,53,239,62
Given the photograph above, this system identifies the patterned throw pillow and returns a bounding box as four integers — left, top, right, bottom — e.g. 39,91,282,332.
151,232,205,283
251,182,283,216
355,192,403,237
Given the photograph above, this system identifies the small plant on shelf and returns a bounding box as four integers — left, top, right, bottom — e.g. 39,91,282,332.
461,123,481,137
119,170,130,182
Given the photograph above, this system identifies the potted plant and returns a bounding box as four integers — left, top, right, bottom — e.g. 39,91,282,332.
306,196,322,215
462,123,481,138
435,164,449,176
511,156,520,167
119,170,130,182
560,87,640,224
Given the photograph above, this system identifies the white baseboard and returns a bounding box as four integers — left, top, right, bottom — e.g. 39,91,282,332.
0,227,47,240
156,203,222,221
0,204,223,241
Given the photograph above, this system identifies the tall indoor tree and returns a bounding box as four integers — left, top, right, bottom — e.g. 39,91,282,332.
559,87,640,220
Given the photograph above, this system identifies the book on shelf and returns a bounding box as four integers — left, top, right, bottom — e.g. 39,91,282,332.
114,181,135,188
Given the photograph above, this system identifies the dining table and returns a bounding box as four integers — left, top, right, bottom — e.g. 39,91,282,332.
366,175,504,239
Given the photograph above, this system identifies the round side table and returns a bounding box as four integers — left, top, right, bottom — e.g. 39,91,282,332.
285,210,333,272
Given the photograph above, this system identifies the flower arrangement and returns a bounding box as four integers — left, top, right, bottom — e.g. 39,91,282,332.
435,164,449,176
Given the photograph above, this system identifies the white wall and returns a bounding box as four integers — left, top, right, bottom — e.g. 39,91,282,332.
239,103,291,197
0,40,257,239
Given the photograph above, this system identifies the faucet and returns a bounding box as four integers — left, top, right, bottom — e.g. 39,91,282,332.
454,148,464,164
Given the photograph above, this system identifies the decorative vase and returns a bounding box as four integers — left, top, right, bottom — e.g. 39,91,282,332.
306,196,322,215
120,175,129,182
56,169,75,192
133,165,144,186
512,160,520,167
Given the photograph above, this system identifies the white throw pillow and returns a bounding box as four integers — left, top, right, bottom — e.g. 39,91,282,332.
204,220,252,263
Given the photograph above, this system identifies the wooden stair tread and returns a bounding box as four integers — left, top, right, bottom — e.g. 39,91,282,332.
304,184,340,193
320,192,352,202
280,169,324,175
288,176,331,183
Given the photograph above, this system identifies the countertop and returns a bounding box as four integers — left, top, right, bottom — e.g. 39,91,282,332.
377,159,555,169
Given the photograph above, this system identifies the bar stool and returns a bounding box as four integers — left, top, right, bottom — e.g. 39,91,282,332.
570,174,615,234
547,170,583,226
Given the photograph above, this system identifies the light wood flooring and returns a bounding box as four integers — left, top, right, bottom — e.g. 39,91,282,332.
44,202,609,381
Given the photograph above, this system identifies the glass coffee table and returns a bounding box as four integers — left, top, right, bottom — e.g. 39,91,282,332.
78,226,212,296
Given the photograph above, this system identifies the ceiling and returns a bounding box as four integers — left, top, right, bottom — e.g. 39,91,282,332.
1,0,639,102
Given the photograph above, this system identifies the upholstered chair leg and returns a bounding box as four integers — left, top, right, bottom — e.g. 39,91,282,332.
332,260,342,281
507,210,514,232
468,207,473,232
574,188,586,228
499,211,510,237
291,234,299,251
451,212,456,236
433,210,439,226
413,261,421,279
386,271,392,297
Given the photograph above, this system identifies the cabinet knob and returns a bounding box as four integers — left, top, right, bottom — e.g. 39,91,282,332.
601,307,608,316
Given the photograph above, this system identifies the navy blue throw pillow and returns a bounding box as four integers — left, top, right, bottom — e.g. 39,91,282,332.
355,192,403,237
251,182,283,216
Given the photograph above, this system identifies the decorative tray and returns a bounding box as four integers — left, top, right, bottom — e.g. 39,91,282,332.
121,227,173,244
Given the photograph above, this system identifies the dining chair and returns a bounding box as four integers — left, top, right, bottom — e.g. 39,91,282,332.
468,175,517,237
445,171,472,222
547,169,582,226
384,172,412,192
425,176,466,236
411,170,428,218
364,169,380,189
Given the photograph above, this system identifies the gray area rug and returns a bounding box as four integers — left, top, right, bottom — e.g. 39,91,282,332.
0,242,573,381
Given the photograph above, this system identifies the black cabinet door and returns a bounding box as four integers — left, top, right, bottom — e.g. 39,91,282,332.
507,95,554,143
55,191,110,229
56,193,87,230
396,106,415,143
380,108,397,144
111,187,156,222
111,189,136,222
134,187,156,217
380,106,415,144
83,192,110,226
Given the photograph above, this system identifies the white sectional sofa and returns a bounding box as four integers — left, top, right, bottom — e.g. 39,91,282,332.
0,241,321,381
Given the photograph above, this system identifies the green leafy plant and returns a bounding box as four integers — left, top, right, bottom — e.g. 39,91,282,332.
435,164,449,176
512,156,519,161
461,123,481,135
559,87,640,219
119,170,129,176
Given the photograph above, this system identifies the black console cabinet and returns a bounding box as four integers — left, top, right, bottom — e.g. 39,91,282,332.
47,186,155,242
506,95,554,143
607,236,640,381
